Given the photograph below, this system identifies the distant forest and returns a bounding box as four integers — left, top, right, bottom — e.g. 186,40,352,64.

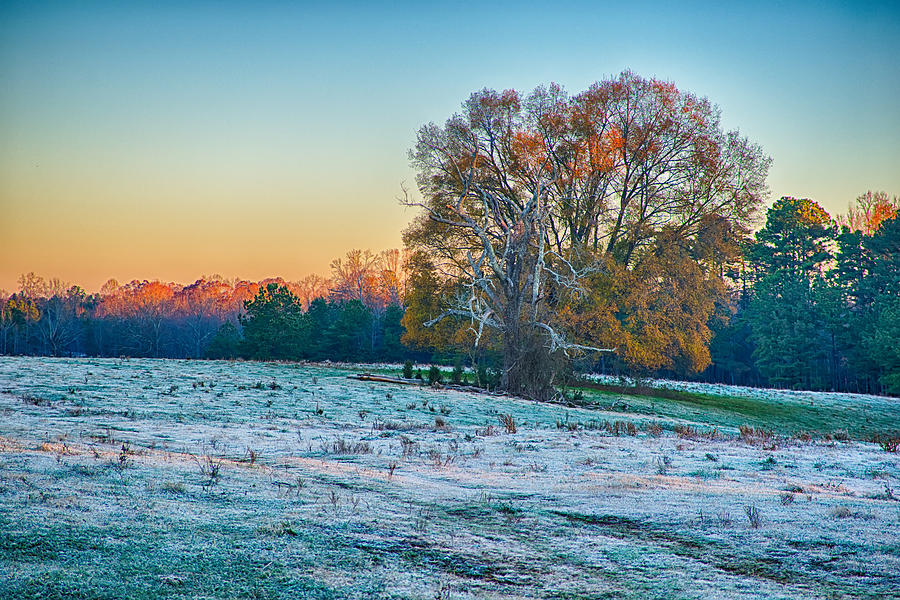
2,193,898,396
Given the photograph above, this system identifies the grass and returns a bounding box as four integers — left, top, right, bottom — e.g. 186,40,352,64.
574,384,899,441
0,513,365,600
2,357,899,599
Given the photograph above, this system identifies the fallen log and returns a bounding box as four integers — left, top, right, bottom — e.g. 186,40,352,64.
348,373,422,385
348,373,508,396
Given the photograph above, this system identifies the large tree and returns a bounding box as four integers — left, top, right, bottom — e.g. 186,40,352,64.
743,197,837,389
239,283,309,360
404,71,770,398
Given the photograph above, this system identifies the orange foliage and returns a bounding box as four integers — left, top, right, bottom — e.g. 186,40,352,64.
839,190,900,236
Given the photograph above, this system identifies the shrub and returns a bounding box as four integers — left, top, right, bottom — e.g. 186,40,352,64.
477,364,488,388
451,361,463,384
874,433,900,452
402,360,414,379
828,506,852,518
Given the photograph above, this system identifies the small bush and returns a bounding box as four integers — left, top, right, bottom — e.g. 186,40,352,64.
477,364,488,388
874,433,900,453
674,424,698,439
829,506,852,518
451,361,463,384
399,436,417,457
402,360,414,379
427,365,442,385
258,521,298,537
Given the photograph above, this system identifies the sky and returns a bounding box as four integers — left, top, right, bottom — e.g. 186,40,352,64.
1,0,898,293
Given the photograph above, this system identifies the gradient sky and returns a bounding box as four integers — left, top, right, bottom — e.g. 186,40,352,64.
2,0,898,293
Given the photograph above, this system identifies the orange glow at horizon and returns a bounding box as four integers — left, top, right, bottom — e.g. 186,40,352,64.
0,171,411,293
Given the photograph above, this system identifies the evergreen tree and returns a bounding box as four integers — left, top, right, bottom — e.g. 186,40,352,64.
325,300,373,361
863,295,900,394
239,284,309,360
744,198,836,389
205,321,241,359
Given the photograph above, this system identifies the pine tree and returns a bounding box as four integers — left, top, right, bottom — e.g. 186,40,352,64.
744,198,836,389
238,283,309,360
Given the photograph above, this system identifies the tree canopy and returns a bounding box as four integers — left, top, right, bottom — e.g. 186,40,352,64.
404,71,771,397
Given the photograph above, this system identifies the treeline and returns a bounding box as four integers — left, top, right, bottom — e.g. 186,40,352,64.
0,249,419,362
705,192,900,395
209,285,419,363
2,197,898,396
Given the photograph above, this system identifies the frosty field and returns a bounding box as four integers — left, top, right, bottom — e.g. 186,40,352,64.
1,357,898,599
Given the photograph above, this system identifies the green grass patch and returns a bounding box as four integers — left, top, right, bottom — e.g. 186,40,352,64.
575,384,899,441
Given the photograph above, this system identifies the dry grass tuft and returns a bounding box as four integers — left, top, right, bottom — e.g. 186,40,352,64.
745,505,762,528
828,505,875,520
21,394,52,407
331,438,372,454
196,455,222,484
498,414,517,434
740,425,775,444
160,481,186,494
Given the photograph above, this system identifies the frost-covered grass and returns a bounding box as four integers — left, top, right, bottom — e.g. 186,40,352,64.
1,357,898,599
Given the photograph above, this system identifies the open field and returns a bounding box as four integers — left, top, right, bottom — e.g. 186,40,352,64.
1,357,899,599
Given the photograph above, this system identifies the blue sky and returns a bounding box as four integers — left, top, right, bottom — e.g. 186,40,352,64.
1,1,898,291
